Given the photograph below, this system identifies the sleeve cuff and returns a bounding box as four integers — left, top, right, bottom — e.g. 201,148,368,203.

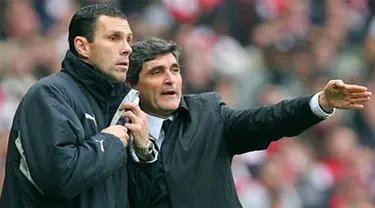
129,139,158,163
309,92,336,119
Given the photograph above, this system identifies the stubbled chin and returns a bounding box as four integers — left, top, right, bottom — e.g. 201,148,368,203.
112,72,126,82
161,106,179,112
159,101,180,111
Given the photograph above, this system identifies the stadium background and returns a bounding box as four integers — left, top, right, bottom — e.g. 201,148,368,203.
1,0,375,207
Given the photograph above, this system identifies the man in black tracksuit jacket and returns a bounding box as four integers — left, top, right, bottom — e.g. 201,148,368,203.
0,4,157,208
126,38,372,207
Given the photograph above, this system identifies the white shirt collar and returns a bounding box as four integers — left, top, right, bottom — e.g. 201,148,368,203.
147,114,174,141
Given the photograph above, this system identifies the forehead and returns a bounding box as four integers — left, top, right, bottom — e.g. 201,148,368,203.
144,53,178,69
95,15,132,34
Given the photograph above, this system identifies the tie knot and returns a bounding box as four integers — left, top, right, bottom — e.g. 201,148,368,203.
162,119,172,134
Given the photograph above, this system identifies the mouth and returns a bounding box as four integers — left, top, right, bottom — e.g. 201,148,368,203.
161,90,177,96
116,61,129,69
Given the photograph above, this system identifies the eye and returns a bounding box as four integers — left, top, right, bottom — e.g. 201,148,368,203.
127,37,132,43
109,35,119,41
172,67,180,73
151,69,161,75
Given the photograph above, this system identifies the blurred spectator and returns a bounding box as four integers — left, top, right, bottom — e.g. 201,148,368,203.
4,0,41,43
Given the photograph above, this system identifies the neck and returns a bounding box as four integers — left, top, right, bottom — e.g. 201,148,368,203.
76,54,91,65
142,106,173,119
138,102,175,119
147,111,171,119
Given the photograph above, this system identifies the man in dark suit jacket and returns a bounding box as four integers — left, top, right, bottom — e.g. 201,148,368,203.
125,38,372,208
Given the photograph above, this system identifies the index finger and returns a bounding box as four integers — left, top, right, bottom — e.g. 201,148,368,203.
342,84,368,93
120,103,143,117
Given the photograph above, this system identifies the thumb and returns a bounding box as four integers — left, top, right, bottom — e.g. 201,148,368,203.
332,79,345,88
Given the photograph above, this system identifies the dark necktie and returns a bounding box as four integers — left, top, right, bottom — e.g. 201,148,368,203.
162,119,172,136
149,119,172,207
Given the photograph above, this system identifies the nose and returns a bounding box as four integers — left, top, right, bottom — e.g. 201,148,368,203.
164,70,175,85
120,42,132,56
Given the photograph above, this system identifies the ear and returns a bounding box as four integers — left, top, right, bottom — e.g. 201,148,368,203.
74,36,90,59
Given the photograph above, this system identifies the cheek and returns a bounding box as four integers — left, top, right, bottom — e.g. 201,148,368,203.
139,86,156,100
176,77,183,91
101,50,114,66
149,90,163,106
92,46,115,69
137,79,163,102
90,49,106,67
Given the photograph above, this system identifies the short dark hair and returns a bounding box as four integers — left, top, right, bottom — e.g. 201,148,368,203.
127,38,181,85
68,4,127,55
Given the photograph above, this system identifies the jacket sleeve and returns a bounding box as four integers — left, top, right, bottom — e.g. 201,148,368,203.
127,146,159,208
17,84,127,200
216,93,323,155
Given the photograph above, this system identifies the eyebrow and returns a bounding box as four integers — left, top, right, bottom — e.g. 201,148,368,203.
107,30,133,37
149,65,164,71
171,63,180,68
150,63,180,71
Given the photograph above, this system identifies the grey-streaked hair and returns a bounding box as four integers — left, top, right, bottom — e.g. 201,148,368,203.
127,38,180,85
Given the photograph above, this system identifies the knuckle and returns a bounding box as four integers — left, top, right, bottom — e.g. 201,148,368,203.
141,114,146,121
135,124,142,131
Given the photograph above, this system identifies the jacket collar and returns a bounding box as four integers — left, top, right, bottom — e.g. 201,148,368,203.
177,96,190,119
61,50,116,103
179,97,189,112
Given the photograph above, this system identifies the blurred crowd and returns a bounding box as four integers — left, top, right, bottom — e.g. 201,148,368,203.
1,0,375,207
